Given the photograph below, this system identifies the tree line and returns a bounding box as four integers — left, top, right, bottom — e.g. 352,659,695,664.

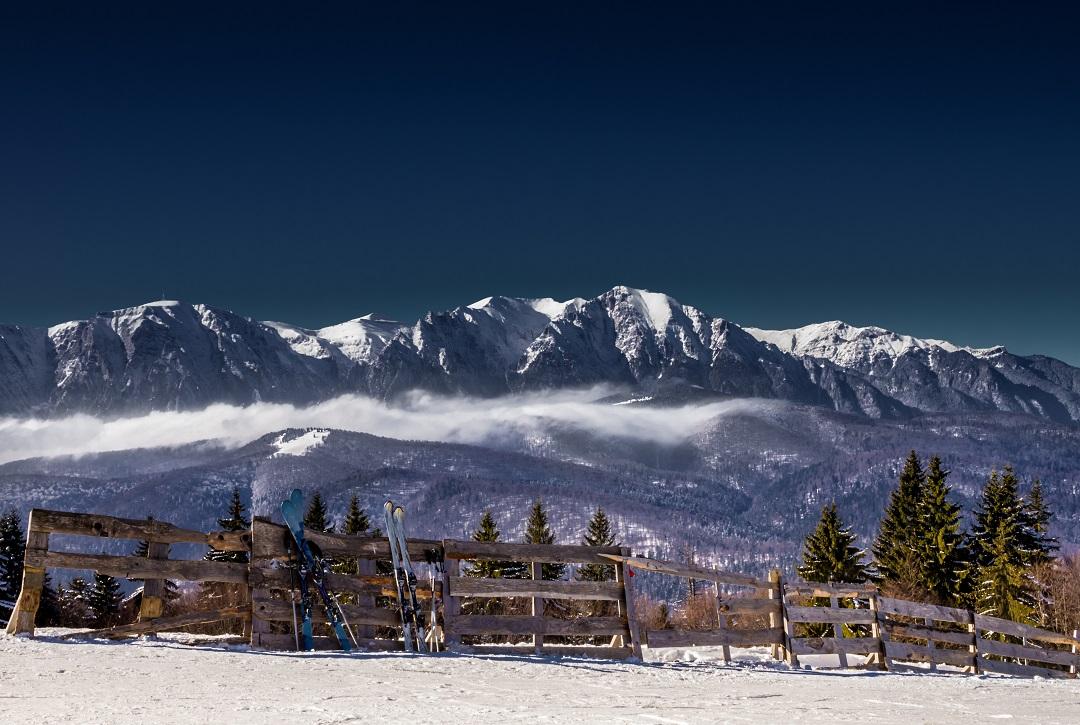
797,451,1077,631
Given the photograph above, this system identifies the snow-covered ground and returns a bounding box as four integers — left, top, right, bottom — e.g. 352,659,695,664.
1,633,1078,724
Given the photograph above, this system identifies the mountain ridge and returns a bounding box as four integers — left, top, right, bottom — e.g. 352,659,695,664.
2,286,1079,423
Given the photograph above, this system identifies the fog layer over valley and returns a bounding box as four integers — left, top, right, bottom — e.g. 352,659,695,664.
0,388,758,464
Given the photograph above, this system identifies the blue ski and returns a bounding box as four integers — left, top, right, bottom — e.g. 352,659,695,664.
281,488,353,652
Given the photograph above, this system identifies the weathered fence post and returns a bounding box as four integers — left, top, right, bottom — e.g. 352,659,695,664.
442,547,460,650
714,580,731,664
868,592,887,670
1071,629,1078,677
138,538,171,628
780,582,799,668
967,611,979,674
830,594,848,668
5,511,48,637
530,561,543,655
619,546,643,660
768,569,782,661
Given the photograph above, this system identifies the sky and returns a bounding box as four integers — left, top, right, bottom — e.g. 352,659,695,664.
2,3,1078,362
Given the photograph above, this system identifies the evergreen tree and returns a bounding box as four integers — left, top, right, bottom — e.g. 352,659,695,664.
331,496,374,577
87,572,122,627
577,507,618,582
463,510,506,617
523,499,566,581
206,487,250,564
798,503,870,584
466,510,506,580
872,450,927,594
969,467,1035,621
917,456,966,604
342,496,372,535
59,576,91,626
0,509,26,602
1025,479,1058,566
304,491,333,533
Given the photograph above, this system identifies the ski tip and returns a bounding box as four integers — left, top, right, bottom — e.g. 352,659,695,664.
288,488,304,507
383,499,395,512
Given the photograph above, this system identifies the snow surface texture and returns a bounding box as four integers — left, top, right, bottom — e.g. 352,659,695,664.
272,428,330,457
1,635,1077,725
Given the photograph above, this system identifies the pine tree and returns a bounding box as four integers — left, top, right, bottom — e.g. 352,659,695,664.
969,467,1035,621
304,491,333,533
463,510,506,617
331,496,374,578
466,510,506,580
577,507,618,582
917,456,966,605
872,450,927,594
524,499,566,581
1025,479,1058,566
87,572,122,627
0,509,26,602
342,496,372,535
59,576,92,626
206,487,250,564
798,503,870,584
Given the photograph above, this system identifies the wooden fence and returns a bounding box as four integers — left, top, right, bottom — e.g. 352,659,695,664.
877,597,977,671
441,540,641,659
5,508,251,637
628,556,784,664
4,507,1080,679
782,582,883,668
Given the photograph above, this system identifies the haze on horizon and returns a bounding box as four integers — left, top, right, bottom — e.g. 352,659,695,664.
2,4,1078,363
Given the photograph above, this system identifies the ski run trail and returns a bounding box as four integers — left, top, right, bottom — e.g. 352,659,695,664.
2,631,1078,724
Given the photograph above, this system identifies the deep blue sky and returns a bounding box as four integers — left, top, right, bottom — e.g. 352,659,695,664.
2,3,1078,361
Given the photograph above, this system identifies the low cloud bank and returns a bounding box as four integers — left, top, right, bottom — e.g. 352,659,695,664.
0,388,763,464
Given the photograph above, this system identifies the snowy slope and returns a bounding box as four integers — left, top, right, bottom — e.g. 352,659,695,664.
1,634,1074,725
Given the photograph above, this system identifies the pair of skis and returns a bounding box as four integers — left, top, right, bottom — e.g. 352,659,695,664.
383,500,428,652
280,489,355,652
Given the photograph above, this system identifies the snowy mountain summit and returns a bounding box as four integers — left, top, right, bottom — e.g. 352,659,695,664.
2,286,1079,423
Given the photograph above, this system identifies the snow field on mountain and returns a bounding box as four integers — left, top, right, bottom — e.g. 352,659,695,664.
2,633,1077,724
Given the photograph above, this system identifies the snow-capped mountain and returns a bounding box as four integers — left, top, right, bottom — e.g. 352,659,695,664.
2,287,1079,423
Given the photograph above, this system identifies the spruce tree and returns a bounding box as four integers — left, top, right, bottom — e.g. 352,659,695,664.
872,450,926,594
60,576,91,626
304,491,333,533
577,507,618,582
798,503,870,584
343,496,372,536
524,499,566,581
0,509,26,602
1025,479,1058,566
969,467,1035,621
463,510,505,617
332,496,373,577
87,572,122,627
917,456,966,604
466,510,506,580
206,487,250,564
